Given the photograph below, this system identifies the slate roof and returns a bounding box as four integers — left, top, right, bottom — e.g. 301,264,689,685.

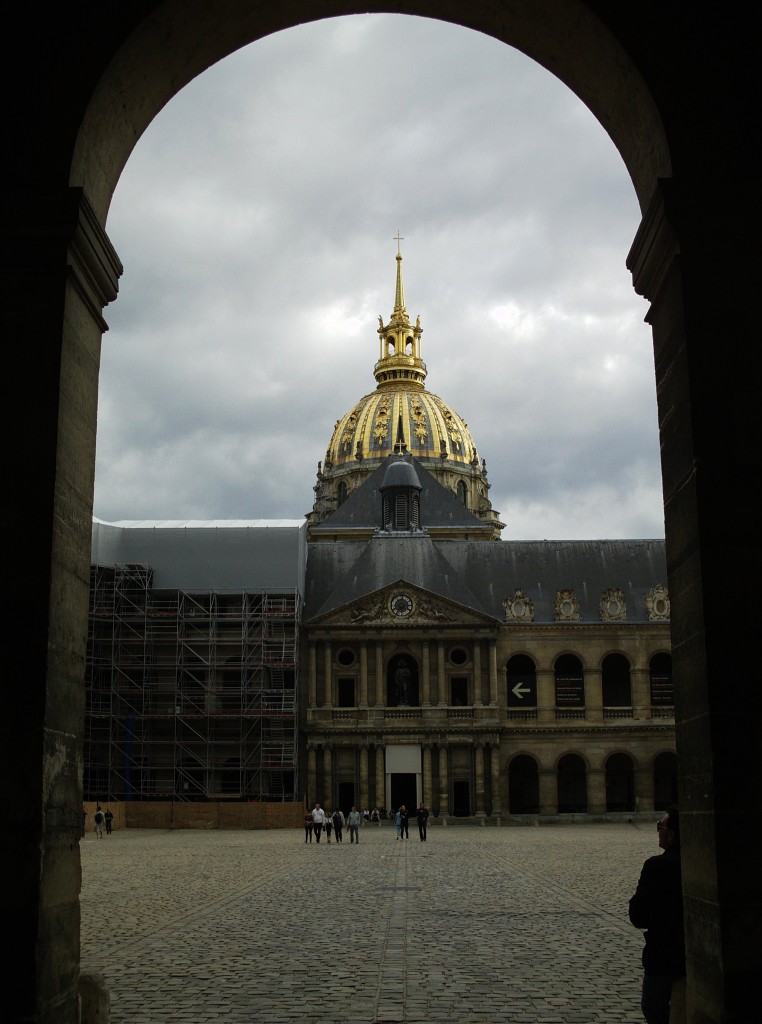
304,455,668,625
309,454,493,535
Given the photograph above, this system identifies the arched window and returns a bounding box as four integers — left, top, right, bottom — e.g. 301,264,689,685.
554,654,584,710
457,480,468,506
337,480,348,506
602,653,631,711
653,751,678,808
557,753,587,813
508,754,539,814
605,753,635,811
507,654,537,708
649,653,673,707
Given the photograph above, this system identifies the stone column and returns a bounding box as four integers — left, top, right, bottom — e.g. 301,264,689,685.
538,769,557,816
586,768,607,815
634,767,653,813
323,641,333,708
584,667,603,723
438,745,449,816
488,640,498,705
473,640,482,705
474,743,486,817
423,745,433,808
323,745,333,808
536,667,555,723
490,745,502,817
437,641,447,705
421,641,431,705
359,745,369,810
375,746,385,811
359,642,368,707
375,642,384,706
308,746,317,808
308,643,317,706
631,667,651,720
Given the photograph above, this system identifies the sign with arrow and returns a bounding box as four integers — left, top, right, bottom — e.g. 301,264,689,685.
507,673,537,707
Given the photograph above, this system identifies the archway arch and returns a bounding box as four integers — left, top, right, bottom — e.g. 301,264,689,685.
8,6,758,1024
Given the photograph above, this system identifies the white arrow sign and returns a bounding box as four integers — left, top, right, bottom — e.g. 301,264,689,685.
512,682,531,699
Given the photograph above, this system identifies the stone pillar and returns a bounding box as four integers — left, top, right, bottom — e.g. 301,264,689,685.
438,745,449,816
474,743,486,817
538,769,557,816
437,641,447,705
631,667,651,720
584,667,603,723
308,643,317,706
359,745,369,810
375,642,384,706
488,640,498,705
375,746,385,811
323,746,333,808
3,188,122,1024
473,640,482,705
423,744,432,808
490,745,502,817
536,667,555,724
634,767,654,813
421,641,431,705
323,641,333,708
308,746,317,807
587,768,607,816
359,642,368,707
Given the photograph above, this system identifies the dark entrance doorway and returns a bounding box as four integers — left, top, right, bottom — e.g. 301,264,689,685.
453,780,471,816
338,781,355,816
390,772,416,814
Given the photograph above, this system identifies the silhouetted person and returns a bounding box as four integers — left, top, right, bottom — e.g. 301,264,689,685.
629,806,685,1024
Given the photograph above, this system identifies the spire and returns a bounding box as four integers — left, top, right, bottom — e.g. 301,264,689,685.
375,237,426,389
393,231,406,319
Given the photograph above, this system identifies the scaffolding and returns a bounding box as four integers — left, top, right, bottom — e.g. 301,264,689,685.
85,564,300,802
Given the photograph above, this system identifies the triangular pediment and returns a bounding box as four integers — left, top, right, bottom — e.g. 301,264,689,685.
310,581,500,628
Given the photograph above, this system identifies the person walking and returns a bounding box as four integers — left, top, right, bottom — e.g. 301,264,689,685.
332,808,344,843
416,802,429,841
628,806,686,1024
104,808,114,835
93,805,105,839
347,806,361,843
399,805,409,839
311,803,325,843
304,808,314,843
394,807,402,840
324,808,333,843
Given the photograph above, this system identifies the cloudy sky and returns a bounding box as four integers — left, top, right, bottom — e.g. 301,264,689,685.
95,13,664,540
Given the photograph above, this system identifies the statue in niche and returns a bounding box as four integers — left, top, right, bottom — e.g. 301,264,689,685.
394,657,412,705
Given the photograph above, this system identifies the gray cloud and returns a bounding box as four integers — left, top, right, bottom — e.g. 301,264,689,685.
95,14,662,540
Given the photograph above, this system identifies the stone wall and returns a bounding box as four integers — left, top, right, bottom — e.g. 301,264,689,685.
83,802,303,830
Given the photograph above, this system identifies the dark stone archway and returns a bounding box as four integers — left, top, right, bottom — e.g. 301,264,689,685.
4,4,759,1022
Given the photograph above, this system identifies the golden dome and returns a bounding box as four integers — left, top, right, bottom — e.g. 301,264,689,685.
309,245,504,536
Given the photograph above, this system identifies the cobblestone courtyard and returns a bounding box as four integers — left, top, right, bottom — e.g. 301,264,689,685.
81,822,656,1023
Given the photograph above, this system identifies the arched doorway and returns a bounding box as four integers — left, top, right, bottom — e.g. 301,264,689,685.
7,6,757,1024
557,753,587,813
605,752,635,812
508,754,539,814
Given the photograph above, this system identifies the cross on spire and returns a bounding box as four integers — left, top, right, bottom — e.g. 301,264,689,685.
394,231,404,254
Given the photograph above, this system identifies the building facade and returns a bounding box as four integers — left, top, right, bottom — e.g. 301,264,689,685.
84,253,674,819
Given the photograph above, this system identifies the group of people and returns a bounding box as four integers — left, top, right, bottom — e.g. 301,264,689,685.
82,804,113,838
304,803,364,844
394,802,429,841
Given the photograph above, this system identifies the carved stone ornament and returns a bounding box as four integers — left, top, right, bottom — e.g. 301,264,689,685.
645,583,670,621
600,587,627,621
349,597,389,624
503,589,535,622
554,589,580,622
415,598,455,622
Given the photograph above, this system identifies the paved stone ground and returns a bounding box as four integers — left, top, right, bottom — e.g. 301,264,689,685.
81,821,657,1023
